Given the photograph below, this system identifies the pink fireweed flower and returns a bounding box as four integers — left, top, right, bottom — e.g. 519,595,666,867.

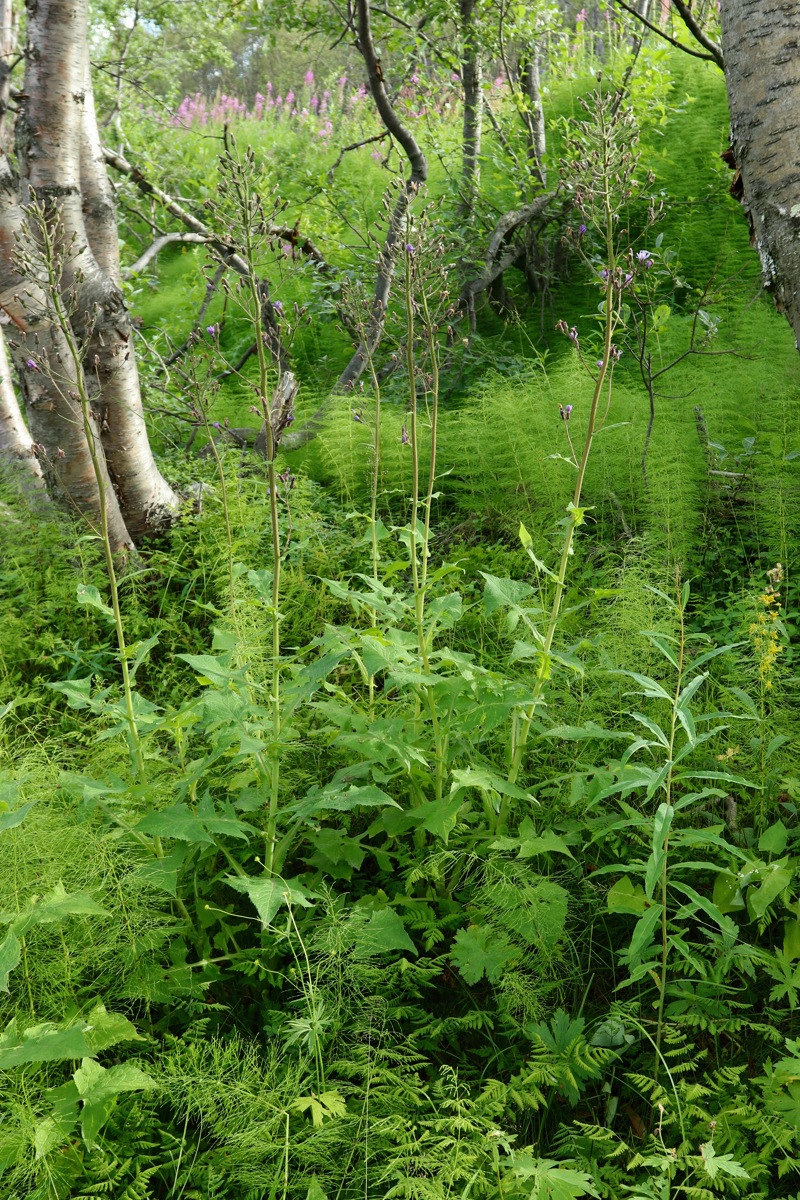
304,70,314,86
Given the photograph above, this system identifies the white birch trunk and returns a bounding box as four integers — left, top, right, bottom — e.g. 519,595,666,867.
22,0,179,540
720,0,800,347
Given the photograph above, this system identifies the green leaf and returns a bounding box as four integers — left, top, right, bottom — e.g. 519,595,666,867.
409,795,464,843
713,871,745,914
607,877,647,915
517,831,575,860
136,804,213,844
0,931,20,993
292,783,402,820
519,521,532,549
759,820,789,855
74,1058,156,1148
0,801,34,835
353,908,416,958
83,1004,144,1054
291,1089,347,1128
7,883,109,938
509,1155,600,1199
451,925,515,984
0,1020,94,1068
76,583,114,622
748,862,793,919
227,874,316,929
450,766,534,802
699,1141,749,1181
481,573,536,616
621,904,663,970
785,919,800,961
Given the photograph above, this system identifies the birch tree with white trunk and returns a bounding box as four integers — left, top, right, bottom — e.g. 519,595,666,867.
0,0,179,546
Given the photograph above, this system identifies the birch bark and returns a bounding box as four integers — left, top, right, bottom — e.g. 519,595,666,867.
720,0,800,345
20,0,179,539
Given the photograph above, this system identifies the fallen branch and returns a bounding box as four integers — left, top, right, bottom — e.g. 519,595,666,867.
459,192,555,323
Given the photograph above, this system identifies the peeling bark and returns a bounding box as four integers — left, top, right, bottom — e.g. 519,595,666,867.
720,0,800,345
22,0,180,539
0,153,130,546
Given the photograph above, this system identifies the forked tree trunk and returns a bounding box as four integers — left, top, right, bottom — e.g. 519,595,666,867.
720,0,800,345
20,0,180,541
0,153,130,545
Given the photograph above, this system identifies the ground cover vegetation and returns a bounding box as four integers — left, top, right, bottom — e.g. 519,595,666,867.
2,1,800,1197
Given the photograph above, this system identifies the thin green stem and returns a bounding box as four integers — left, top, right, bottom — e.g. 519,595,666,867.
655,567,685,1081
505,207,618,802
44,221,144,779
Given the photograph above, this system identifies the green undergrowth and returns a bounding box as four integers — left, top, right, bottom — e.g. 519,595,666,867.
4,41,800,1200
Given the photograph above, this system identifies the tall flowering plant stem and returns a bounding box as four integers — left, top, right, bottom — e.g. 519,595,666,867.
506,92,653,797
29,207,144,780
216,136,297,871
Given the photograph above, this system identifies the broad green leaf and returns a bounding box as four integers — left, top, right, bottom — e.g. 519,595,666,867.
713,871,745,914
227,875,316,929
76,583,114,621
699,1141,749,1181
517,831,575,860
0,931,20,992
353,908,416,958
748,862,793,919
292,782,402,820
450,766,534,802
8,884,109,938
759,820,789,856
0,1020,94,1068
509,1155,601,1199
451,925,515,984
785,920,800,961
481,573,536,616
0,801,33,834
607,877,647,915
47,676,93,710
74,1058,156,1148
410,796,464,843
291,1089,347,1128
83,1004,144,1054
136,804,213,844
177,652,249,687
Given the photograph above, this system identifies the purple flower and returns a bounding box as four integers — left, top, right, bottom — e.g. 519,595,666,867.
405,243,414,255
597,360,605,369
26,358,40,371
212,421,221,429
273,300,283,314
304,70,314,86
578,224,587,237
401,425,410,445
569,326,579,345
352,409,364,423
206,324,217,335
600,269,609,281
559,404,573,422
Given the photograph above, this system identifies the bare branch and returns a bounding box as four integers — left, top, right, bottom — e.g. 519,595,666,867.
123,231,210,277
611,0,723,67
